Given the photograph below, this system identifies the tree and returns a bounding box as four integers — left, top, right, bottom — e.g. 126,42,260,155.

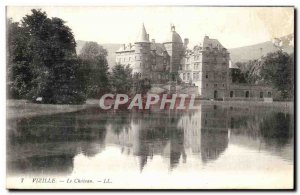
132,73,151,95
260,51,294,99
235,51,294,100
7,9,85,104
110,64,133,94
78,42,109,98
7,19,32,99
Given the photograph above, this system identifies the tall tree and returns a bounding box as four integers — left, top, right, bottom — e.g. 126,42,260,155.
260,51,294,99
235,51,294,100
132,73,151,95
78,42,109,98
7,19,32,98
110,64,133,94
7,9,85,104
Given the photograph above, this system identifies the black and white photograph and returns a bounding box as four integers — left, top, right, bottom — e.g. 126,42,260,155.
5,6,295,189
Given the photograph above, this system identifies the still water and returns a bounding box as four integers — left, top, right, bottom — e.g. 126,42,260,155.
7,104,294,189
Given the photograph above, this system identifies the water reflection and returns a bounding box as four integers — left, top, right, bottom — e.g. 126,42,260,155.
7,104,294,176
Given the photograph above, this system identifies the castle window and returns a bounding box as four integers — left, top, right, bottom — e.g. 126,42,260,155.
206,84,208,87
183,73,186,80
260,92,264,98
245,91,249,98
152,59,155,65
268,91,272,97
193,72,199,80
187,73,190,80
194,63,198,69
206,74,208,79
230,91,234,98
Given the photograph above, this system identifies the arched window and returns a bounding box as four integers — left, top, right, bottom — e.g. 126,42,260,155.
245,91,249,98
214,90,218,99
260,92,264,98
268,92,272,97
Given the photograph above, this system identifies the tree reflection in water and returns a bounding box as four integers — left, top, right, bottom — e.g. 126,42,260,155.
7,104,293,175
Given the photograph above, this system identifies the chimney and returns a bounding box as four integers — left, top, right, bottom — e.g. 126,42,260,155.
184,38,189,47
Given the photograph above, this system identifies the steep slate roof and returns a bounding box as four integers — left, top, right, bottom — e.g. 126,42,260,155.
136,23,149,43
150,43,166,56
203,36,225,50
116,44,135,53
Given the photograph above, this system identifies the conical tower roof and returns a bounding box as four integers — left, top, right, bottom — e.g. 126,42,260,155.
136,23,149,43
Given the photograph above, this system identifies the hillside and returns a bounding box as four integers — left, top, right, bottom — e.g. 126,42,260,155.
76,34,294,69
228,34,294,64
76,40,120,69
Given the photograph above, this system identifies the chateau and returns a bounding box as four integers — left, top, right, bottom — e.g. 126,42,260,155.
116,24,273,100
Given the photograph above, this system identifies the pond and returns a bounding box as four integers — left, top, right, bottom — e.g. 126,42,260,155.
6,103,294,189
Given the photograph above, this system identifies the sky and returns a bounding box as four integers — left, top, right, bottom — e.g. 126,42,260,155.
7,6,294,49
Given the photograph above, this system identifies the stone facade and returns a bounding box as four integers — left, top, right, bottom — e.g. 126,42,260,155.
226,84,273,101
116,24,274,101
179,36,230,99
116,24,172,83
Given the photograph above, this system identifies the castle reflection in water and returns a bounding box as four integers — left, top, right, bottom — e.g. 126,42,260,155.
7,104,294,175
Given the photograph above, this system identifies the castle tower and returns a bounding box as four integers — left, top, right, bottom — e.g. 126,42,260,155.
134,23,151,78
200,36,230,99
163,25,184,81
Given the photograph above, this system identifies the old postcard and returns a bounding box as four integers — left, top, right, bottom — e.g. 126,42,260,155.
6,6,294,189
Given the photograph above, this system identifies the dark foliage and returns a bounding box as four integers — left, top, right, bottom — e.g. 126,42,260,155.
110,64,133,94
78,42,110,98
234,51,294,100
7,9,85,104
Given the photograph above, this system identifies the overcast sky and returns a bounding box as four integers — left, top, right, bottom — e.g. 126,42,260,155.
7,6,294,49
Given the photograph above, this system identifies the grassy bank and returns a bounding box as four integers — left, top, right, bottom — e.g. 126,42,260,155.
7,99,89,119
7,99,294,120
